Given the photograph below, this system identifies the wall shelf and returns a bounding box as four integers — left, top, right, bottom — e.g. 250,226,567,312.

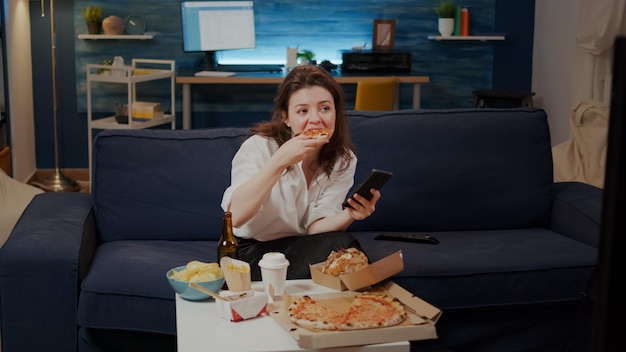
78,33,154,40
427,35,505,41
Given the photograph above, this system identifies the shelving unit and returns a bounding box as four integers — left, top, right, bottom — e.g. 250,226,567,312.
427,35,505,41
87,59,176,178
77,33,154,40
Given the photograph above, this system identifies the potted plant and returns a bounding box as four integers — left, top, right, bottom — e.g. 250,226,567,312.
434,1,456,36
83,6,103,35
297,49,316,66
98,59,113,75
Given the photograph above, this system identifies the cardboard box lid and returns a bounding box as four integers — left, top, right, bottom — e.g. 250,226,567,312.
269,282,440,349
310,250,404,291
380,282,442,323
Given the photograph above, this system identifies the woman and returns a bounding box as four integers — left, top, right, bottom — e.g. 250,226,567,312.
221,65,381,280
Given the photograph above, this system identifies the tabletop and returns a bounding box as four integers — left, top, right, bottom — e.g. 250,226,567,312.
175,279,410,352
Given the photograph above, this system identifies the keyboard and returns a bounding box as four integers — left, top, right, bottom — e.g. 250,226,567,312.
194,71,236,77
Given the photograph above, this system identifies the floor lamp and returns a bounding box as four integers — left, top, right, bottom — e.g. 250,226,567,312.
36,0,80,192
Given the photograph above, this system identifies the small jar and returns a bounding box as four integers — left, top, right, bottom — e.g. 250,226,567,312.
102,16,125,35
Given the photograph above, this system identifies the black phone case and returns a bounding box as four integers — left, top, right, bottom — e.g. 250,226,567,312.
343,169,393,208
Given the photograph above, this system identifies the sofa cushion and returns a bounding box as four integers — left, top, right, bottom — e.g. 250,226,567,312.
346,109,554,232
78,240,216,334
92,128,249,242
356,228,596,309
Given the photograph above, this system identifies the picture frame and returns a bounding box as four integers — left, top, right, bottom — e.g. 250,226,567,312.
372,19,396,51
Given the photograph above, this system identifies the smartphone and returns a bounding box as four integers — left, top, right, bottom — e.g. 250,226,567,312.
342,169,393,209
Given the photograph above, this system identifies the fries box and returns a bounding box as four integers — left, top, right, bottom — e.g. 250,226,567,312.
269,281,441,349
220,257,252,292
310,250,404,291
215,290,269,322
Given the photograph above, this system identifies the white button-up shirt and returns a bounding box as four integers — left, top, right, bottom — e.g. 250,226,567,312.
221,135,356,241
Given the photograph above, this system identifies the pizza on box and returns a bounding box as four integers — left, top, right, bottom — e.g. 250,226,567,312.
320,247,369,276
287,293,407,331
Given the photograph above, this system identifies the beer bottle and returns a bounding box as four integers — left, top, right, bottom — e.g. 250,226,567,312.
217,211,238,262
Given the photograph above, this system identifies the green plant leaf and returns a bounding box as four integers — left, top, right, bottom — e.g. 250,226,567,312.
434,1,457,18
296,49,315,60
83,6,103,23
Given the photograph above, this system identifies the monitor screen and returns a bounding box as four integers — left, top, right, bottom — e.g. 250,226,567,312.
181,1,256,69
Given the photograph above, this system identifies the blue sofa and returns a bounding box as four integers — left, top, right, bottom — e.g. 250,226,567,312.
0,108,601,352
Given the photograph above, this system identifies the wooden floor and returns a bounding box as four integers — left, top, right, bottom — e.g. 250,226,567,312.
28,168,90,193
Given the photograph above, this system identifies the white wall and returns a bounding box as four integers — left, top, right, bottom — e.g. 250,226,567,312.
532,0,586,146
3,0,36,182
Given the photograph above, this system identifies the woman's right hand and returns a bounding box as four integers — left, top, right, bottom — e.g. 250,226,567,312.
272,134,329,167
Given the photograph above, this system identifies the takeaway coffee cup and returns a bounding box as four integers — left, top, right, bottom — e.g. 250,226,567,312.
258,252,290,298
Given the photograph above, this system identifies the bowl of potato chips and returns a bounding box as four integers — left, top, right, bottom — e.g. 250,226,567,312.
166,260,225,300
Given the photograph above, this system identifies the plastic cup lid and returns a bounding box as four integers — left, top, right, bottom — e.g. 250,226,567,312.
258,252,290,269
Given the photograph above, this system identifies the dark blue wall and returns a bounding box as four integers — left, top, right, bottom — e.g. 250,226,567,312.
28,0,535,169
31,0,82,171
493,0,535,90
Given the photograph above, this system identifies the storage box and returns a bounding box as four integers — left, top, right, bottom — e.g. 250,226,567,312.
131,101,163,120
268,281,441,349
215,290,269,322
310,250,404,291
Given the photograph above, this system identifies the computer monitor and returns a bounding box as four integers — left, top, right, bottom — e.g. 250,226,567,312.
180,1,256,71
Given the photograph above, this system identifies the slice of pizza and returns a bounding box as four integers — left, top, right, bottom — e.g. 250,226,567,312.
287,295,345,331
297,128,333,139
338,294,407,330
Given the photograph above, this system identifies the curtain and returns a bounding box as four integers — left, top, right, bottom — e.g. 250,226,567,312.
576,0,626,103
556,0,626,187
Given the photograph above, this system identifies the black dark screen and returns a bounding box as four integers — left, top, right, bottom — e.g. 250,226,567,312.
592,35,626,352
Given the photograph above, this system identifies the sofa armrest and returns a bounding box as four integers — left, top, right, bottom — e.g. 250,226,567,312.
550,182,603,247
0,192,96,352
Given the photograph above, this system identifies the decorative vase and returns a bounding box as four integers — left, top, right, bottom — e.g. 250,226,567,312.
438,18,454,36
102,16,125,35
86,21,101,35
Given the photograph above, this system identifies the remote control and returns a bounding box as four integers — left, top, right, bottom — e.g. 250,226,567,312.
374,233,440,244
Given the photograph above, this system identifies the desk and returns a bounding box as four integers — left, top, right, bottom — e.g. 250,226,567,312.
176,72,429,130
176,279,410,351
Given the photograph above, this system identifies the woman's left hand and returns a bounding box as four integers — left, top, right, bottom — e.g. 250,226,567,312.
344,189,381,221
307,189,380,234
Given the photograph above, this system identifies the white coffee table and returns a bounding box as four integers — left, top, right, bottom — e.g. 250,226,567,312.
176,279,410,352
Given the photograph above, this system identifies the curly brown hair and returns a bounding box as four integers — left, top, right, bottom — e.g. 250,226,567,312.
250,65,354,176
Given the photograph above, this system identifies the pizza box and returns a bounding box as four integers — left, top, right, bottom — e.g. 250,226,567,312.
269,281,441,349
309,250,404,291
